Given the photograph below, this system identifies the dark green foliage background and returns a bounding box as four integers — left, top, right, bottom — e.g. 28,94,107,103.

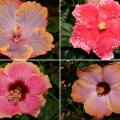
61,61,120,120
61,0,120,59
0,61,59,120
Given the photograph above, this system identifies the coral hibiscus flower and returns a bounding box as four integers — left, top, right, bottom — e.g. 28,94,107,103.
71,62,120,119
70,0,120,59
0,62,51,118
0,0,54,60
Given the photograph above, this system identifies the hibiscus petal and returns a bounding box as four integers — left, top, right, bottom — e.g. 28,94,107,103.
0,71,12,97
4,62,40,82
76,64,102,85
70,23,99,53
26,29,54,57
2,44,33,60
19,94,46,117
93,49,114,60
0,32,10,52
71,3,99,53
16,1,48,32
93,17,120,60
93,33,115,60
71,79,96,103
103,62,120,86
99,0,120,21
72,3,98,26
107,18,120,45
108,88,120,113
25,74,52,95
84,94,112,118
0,0,20,32
0,96,20,118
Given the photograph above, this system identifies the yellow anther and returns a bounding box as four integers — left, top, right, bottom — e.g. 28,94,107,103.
32,28,40,33
8,87,22,103
98,22,106,30
13,25,21,36
96,87,104,94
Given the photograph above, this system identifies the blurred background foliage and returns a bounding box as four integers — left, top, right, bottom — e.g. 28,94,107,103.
61,61,120,120
0,61,59,120
0,0,59,59
61,0,120,59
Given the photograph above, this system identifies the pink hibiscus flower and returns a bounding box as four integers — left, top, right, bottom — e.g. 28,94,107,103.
0,61,52,118
0,0,54,60
71,62,120,119
70,0,120,60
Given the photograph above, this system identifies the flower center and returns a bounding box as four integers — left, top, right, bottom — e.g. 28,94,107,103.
8,87,22,103
8,80,29,103
10,25,22,43
98,22,106,30
96,82,110,96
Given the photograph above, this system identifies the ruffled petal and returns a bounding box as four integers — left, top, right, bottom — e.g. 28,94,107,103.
84,94,112,118
19,94,46,117
107,18,120,45
103,62,120,86
0,0,20,53
4,62,40,82
93,48,114,60
93,32,115,60
5,0,21,4
99,0,120,21
0,0,21,32
0,32,10,52
26,29,54,57
76,64,102,85
0,96,20,118
2,44,33,60
0,71,12,97
71,79,96,103
70,23,99,53
93,17,120,60
25,74,52,95
71,3,99,53
108,88,120,113
16,1,48,33
72,3,98,26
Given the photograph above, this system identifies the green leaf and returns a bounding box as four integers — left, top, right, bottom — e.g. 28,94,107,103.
38,93,59,120
61,37,72,47
38,64,45,73
114,48,120,54
47,17,59,33
50,72,59,87
61,22,73,47
20,115,29,120
61,8,70,22
61,22,73,37
67,97,73,105
14,114,29,120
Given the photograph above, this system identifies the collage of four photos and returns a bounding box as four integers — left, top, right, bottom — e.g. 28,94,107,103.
0,0,120,120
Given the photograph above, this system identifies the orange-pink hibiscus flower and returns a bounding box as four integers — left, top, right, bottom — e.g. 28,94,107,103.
0,62,51,118
0,0,54,60
71,62,120,119
70,0,120,59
